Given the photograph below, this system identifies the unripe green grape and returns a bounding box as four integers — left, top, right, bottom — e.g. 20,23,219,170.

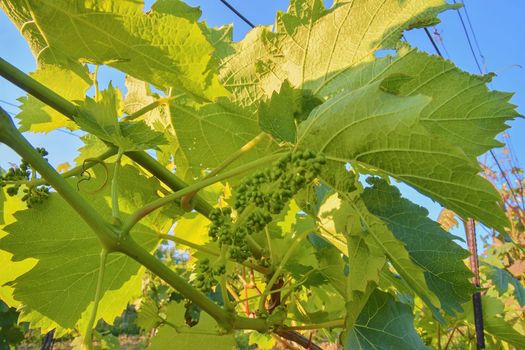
6,186,19,197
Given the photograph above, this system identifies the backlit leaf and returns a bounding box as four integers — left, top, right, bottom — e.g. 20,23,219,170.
0,165,171,331
1,0,227,101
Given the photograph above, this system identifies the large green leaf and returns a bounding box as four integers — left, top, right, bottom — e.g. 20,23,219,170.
169,28,268,173
221,0,456,96
319,193,385,297
0,0,226,101
344,290,428,349
298,78,507,232
171,0,454,172
306,235,347,298
361,178,475,316
0,165,171,330
317,48,519,158
337,200,386,328
214,0,511,232
0,2,92,132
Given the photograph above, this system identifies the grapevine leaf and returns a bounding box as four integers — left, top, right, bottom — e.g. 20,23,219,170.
344,290,428,350
136,298,161,332
151,0,201,20
337,200,387,328
0,191,37,308
319,192,441,316
222,0,456,96
327,196,386,297
0,2,92,132
0,165,171,330
461,296,525,348
484,264,525,306
196,0,455,170
361,178,475,316
170,97,275,170
172,212,211,248
15,65,91,133
288,285,345,325
219,27,278,106
258,80,298,143
0,0,227,101
219,0,509,231
76,86,166,151
298,78,507,232
249,332,275,350
123,76,171,130
74,135,111,166
149,302,235,350
318,48,519,158
317,191,384,324
307,235,347,297
169,24,285,172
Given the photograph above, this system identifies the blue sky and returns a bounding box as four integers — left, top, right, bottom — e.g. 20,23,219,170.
0,0,524,240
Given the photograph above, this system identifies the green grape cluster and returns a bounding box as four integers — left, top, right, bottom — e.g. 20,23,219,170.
203,151,324,266
21,186,50,208
209,208,251,262
0,148,50,208
192,258,225,293
235,150,326,214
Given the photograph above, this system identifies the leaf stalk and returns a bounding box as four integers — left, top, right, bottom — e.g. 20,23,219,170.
83,248,108,350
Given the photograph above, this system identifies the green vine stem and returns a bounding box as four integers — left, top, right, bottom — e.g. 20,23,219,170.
158,234,220,256
125,151,213,217
121,153,284,234
92,65,100,100
0,57,78,118
265,227,274,265
245,235,264,259
83,248,108,350
111,149,123,225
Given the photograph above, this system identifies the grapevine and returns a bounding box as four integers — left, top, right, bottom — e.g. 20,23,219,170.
0,1,523,349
